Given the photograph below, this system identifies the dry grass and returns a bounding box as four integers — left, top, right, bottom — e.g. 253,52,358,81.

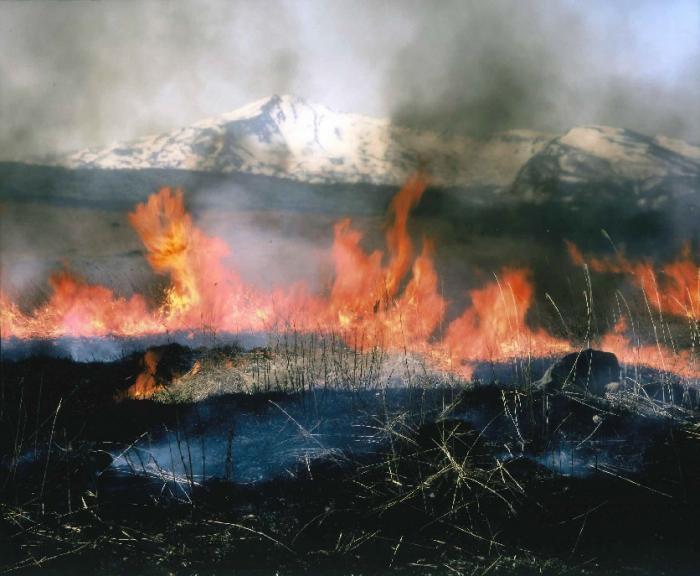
153,331,458,403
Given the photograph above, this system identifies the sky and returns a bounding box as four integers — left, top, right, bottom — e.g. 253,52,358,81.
0,0,698,159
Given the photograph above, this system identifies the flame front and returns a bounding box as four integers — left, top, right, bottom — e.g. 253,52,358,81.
567,241,700,320
2,175,699,380
443,269,570,377
567,242,700,377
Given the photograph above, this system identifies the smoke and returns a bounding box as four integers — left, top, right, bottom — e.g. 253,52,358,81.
189,180,340,293
0,2,696,319
0,0,302,159
384,0,700,139
1,0,698,161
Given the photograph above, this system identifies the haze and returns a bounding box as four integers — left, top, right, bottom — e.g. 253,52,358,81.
1,0,698,159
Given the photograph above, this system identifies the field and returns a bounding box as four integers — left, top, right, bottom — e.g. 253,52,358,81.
1,332,699,575
2,166,699,574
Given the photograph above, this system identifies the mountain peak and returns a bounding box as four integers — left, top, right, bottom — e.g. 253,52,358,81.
228,94,348,124
198,93,311,128
558,124,699,174
511,123,700,206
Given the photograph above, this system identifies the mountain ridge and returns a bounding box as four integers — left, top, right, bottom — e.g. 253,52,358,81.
33,95,700,198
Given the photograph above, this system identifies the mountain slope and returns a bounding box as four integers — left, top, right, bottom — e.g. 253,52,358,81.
511,125,700,207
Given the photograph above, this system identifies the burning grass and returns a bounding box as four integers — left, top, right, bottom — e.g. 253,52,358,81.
4,173,700,381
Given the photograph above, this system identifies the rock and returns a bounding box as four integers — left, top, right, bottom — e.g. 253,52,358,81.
535,349,620,397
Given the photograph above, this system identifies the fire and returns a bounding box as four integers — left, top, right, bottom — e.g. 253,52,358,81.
323,175,446,349
128,187,269,330
443,269,570,377
0,271,158,339
128,349,163,399
567,241,700,320
2,174,699,383
568,242,700,378
127,353,202,399
128,189,204,315
599,318,699,380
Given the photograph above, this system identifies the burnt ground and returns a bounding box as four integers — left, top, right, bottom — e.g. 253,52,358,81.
1,345,699,575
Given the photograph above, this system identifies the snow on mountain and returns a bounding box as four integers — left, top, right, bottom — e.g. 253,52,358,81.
512,125,700,206
558,126,699,181
47,96,700,197
51,95,552,189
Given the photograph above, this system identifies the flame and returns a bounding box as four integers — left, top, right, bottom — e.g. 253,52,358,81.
441,269,570,378
128,349,162,399
322,175,446,349
0,271,158,339
2,175,699,383
599,318,699,379
128,187,269,330
567,241,700,320
568,241,700,378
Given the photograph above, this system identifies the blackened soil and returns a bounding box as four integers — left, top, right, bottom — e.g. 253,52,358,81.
1,356,699,575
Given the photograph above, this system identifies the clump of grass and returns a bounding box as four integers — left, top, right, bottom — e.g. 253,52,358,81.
152,329,454,403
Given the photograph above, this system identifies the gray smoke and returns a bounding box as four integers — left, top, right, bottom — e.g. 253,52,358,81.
384,0,700,139
0,0,301,159
1,0,698,161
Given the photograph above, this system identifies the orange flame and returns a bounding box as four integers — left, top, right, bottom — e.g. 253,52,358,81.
443,269,570,377
2,175,699,382
599,318,699,379
128,349,162,399
0,271,158,339
322,174,445,348
567,241,700,378
567,241,700,320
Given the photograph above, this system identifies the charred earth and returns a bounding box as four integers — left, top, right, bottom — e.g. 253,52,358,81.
1,341,699,575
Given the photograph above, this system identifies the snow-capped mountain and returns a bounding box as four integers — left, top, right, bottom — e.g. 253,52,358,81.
49,95,700,197
512,125,700,206
51,95,552,189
